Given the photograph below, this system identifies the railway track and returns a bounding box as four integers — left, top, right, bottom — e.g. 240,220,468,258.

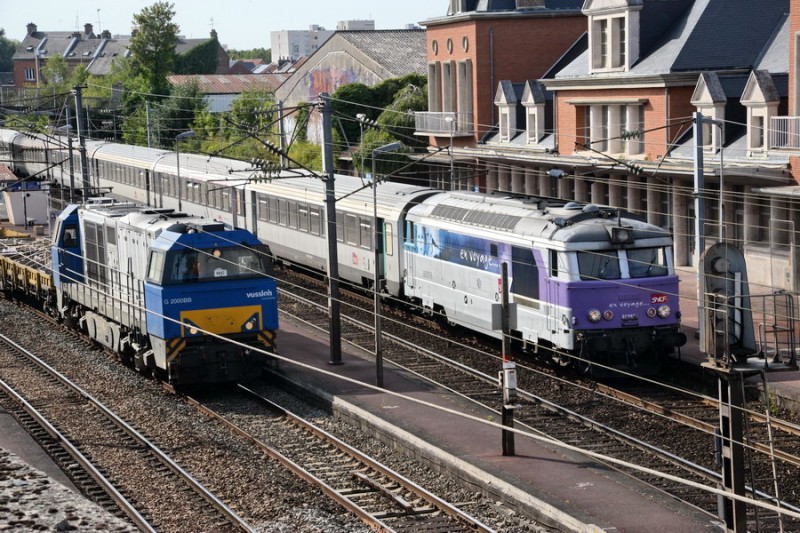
276,266,800,531
0,332,255,533
189,384,494,532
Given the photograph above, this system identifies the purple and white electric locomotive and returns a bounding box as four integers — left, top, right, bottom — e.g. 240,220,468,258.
403,193,686,372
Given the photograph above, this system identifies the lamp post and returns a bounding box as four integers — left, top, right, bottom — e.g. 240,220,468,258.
356,113,367,176
55,125,75,203
371,141,402,387
175,131,196,212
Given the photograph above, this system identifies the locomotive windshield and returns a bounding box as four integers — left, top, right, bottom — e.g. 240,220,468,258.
577,247,670,281
577,251,621,280
156,245,270,284
627,247,669,278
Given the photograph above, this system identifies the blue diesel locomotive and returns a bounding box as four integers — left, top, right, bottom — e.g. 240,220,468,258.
51,198,279,386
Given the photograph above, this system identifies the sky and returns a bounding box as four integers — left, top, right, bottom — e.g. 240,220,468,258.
0,1,445,50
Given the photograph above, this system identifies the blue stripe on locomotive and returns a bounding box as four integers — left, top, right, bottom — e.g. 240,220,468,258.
144,229,278,340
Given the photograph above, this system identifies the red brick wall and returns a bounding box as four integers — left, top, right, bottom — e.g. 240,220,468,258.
555,85,698,161
427,13,586,143
13,60,37,88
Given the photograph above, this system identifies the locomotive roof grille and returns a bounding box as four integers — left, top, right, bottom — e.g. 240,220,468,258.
431,204,521,232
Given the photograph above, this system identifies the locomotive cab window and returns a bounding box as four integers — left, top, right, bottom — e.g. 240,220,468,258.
162,246,269,284
577,250,620,280
627,247,669,278
62,225,78,247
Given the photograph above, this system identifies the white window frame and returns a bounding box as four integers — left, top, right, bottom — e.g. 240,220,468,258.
24,67,35,81
590,15,627,73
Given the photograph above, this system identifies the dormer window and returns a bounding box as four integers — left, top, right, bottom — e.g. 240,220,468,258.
691,73,726,153
741,70,779,156
592,16,626,71
583,0,641,74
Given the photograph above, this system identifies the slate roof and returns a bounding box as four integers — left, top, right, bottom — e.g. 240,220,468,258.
556,0,790,79
335,30,426,76
168,74,289,94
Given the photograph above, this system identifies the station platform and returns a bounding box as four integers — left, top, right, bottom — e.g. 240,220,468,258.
270,317,721,532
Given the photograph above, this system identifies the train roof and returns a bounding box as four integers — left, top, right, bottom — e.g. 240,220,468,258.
86,140,170,169
79,198,230,236
247,173,439,218
410,191,673,245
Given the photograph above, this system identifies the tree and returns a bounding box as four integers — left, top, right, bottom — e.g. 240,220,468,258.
40,55,70,93
0,29,18,72
227,48,272,64
128,2,179,99
174,38,219,75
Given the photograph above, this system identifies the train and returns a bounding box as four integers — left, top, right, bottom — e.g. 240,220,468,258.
0,127,686,372
0,195,279,387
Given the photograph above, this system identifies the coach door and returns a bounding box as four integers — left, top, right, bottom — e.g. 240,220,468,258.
403,221,417,292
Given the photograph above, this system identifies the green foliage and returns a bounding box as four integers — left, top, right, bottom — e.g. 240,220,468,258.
331,83,376,150
40,56,71,94
174,38,219,75
338,74,429,176
228,48,271,63
0,29,18,72
5,114,48,133
228,89,275,135
148,81,208,148
288,140,322,172
128,1,179,98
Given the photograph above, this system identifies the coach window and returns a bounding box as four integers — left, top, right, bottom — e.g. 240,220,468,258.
269,197,279,223
257,195,268,221
298,204,309,231
360,217,371,249
288,201,298,229
385,223,394,256
345,214,359,246
222,188,231,211
278,199,289,226
336,211,344,242
309,206,322,235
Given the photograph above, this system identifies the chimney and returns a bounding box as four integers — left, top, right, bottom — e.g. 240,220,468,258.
102,30,111,39
26,22,37,35
72,32,82,40
84,23,93,36
210,28,218,39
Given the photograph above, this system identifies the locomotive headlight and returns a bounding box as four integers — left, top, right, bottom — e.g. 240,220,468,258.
647,308,657,318
587,309,602,323
657,305,671,319
609,226,635,244
245,321,254,331
603,310,614,321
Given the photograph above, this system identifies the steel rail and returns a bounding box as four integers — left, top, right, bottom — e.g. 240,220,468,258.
0,333,256,533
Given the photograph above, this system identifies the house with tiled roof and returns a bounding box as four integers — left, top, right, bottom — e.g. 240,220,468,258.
12,22,230,88
168,73,289,112
275,29,426,141
12,23,128,87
